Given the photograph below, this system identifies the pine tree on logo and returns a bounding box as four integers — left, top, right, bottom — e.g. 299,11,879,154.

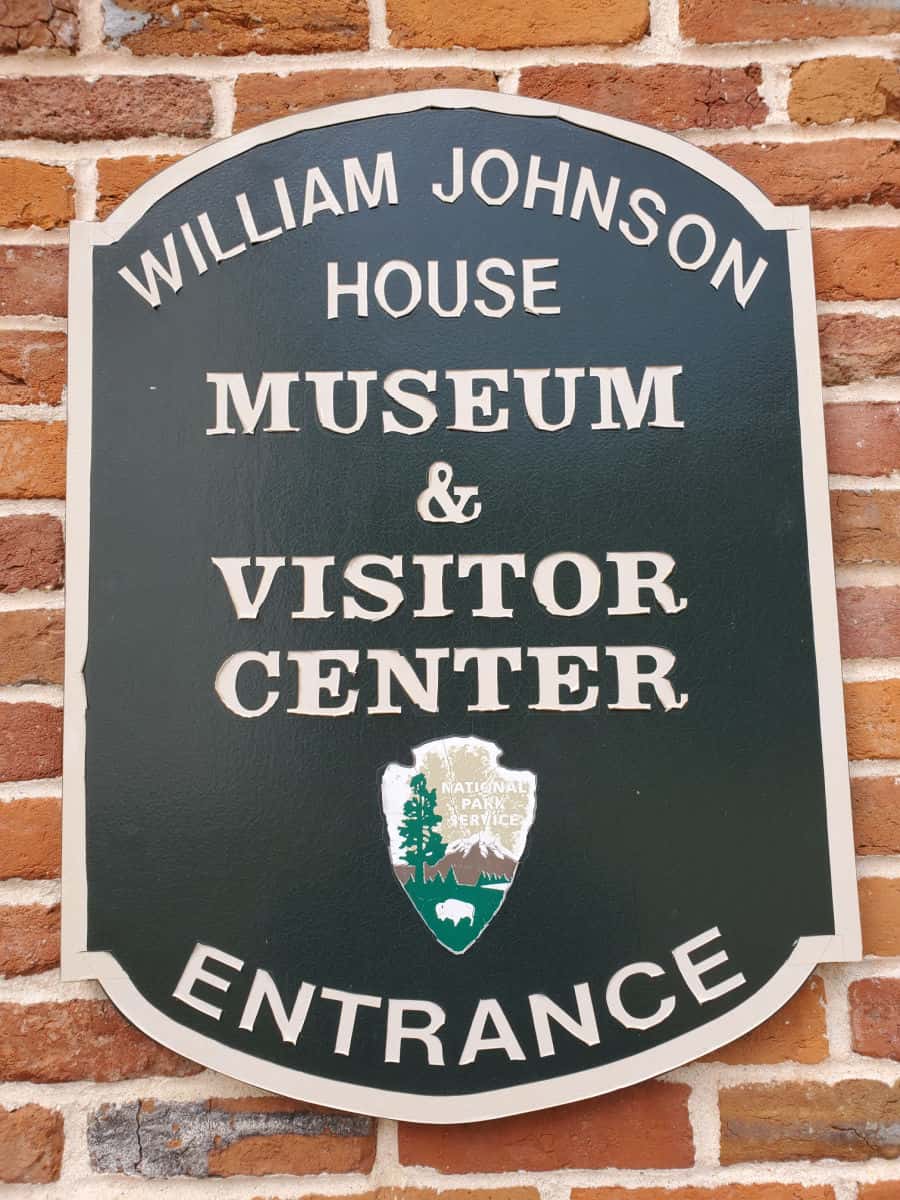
400,773,446,886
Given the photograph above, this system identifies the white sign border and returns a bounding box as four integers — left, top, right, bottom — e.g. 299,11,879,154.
63,89,861,1123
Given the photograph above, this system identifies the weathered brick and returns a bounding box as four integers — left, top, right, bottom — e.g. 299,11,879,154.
234,68,498,133
720,1079,900,1163
389,0,648,48
839,588,900,660
107,0,367,55
96,155,182,219
708,140,900,209
575,1188,835,1200
702,975,826,1065
790,57,900,126
0,1000,202,1082
0,331,66,406
0,422,66,499
844,680,900,760
0,796,60,878
832,491,900,565
0,702,61,782
0,159,73,228
818,315,900,387
859,877,900,956
0,515,63,592
814,229,900,301
851,977,900,1059
852,775,900,855
0,246,67,316
520,64,765,131
825,405,900,477
0,609,64,685
399,1083,693,1171
88,1097,374,1177
0,76,213,141
0,0,76,51
681,0,900,43
0,1104,63,1184
0,903,59,975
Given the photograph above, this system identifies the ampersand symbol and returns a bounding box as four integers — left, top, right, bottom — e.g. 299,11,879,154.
416,461,482,524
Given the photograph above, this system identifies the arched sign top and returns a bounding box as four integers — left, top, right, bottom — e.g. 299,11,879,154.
64,90,859,1122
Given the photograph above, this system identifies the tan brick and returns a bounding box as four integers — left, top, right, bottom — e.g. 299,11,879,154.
790,57,900,126
0,702,61,782
520,64,765,131
852,775,900,855
825,405,900,477
0,159,72,229
0,1104,63,1184
576,1188,835,1200
0,422,65,499
720,1079,900,1163
708,140,900,209
0,246,67,317
0,1000,202,1082
850,977,900,1059
0,904,59,975
839,588,900,660
0,609,63,685
861,1184,900,1199
859,877,900,956
0,0,76,51
0,76,213,141
818,315,900,387
0,515,63,592
681,0,899,43
832,491,900,565
844,679,900,760
0,331,66,406
702,975,827,1065
389,0,648,48
399,1083,693,1171
813,229,900,301
108,0,367,55
96,155,182,219
0,796,61,879
234,68,498,133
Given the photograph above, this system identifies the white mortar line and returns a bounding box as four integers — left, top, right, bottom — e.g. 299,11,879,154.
0,683,63,705
841,660,900,682
0,879,60,905
759,61,791,125
0,777,61,800
0,316,67,332
830,473,900,491
497,67,521,94
74,157,98,222
856,855,900,877
849,756,900,776
368,0,390,52
684,1070,719,1168
78,0,105,55
837,565,900,588
0,499,66,517
824,381,900,406
0,403,66,421
210,77,237,139
813,207,900,229
648,0,681,55
0,591,64,613
0,227,69,245
819,300,900,317
820,962,853,1061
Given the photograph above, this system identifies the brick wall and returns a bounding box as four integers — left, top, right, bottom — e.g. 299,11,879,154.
0,0,898,1192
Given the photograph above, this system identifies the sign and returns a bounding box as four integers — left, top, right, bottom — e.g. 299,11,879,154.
64,91,861,1122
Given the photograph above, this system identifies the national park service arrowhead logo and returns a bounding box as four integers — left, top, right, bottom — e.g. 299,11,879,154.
381,737,536,954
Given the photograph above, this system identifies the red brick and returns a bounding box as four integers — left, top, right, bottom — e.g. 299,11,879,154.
0,1104,63,1184
0,76,213,141
0,1000,202,1082
0,246,67,317
0,796,61,878
832,491,900,565
0,515,63,592
859,877,900,955
851,977,900,1059
0,903,59,975
702,975,827,1065
389,0,648,48
519,64,765,132
818,315,900,387
844,680,900,760
0,609,64,685
839,588,900,660
813,229,900,301
861,1184,900,1199
109,0,367,55
709,140,900,209
0,702,62,782
0,422,66,499
96,155,182,219
0,159,73,228
825,405,900,477
720,1079,900,1162
852,775,900,855
399,1083,693,1171
0,331,66,406
234,69,498,133
681,0,899,43
0,0,76,51
790,57,900,126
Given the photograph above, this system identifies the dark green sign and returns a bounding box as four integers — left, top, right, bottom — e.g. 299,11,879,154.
63,92,860,1121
